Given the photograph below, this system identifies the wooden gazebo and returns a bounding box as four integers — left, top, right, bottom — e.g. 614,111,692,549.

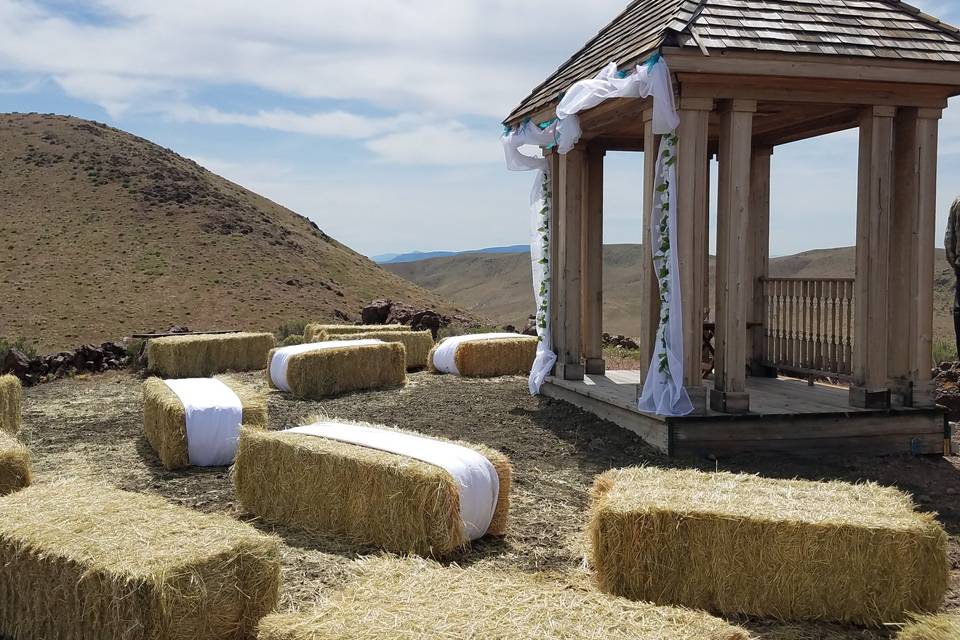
504,0,960,456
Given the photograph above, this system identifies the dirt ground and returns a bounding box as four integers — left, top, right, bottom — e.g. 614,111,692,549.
10,369,960,639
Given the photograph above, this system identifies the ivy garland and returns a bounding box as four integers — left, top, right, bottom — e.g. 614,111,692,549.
535,170,551,341
653,131,678,375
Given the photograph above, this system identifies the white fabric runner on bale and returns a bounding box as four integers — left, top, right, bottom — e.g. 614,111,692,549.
269,339,383,392
431,333,525,376
163,378,243,467
287,421,500,541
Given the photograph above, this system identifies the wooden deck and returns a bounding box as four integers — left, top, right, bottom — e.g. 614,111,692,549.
541,371,946,457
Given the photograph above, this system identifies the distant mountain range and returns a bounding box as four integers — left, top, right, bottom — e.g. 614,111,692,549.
373,245,528,264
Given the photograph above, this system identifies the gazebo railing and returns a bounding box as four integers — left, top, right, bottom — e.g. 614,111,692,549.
760,277,855,379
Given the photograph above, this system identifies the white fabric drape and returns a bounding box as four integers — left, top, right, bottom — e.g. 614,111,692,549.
269,339,383,392
431,332,528,375
287,421,500,541
502,55,692,416
164,378,244,467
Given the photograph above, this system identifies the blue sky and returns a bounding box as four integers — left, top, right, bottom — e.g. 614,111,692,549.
0,0,958,258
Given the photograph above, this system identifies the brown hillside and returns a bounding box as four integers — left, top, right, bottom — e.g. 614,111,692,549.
0,113,466,351
387,245,956,340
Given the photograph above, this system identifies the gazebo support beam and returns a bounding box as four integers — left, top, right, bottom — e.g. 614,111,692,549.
712,99,757,414
582,147,605,375
555,147,586,381
747,145,773,376
639,108,660,382
851,106,896,409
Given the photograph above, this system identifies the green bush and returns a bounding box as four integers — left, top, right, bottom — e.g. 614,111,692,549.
933,337,956,366
276,320,308,342
0,336,38,362
280,334,304,347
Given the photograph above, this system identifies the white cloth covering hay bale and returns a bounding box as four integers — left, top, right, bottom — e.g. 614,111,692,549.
0,374,22,435
303,324,410,342
142,377,267,470
147,332,277,378
328,330,434,370
267,340,405,399
429,333,537,378
588,467,949,625
0,429,30,497
233,420,511,557
255,557,750,640
0,480,281,640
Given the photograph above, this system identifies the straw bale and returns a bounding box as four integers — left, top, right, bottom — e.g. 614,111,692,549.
147,332,276,378
233,422,511,557
429,335,537,377
0,374,22,435
0,429,30,497
0,480,280,640
256,557,749,640
142,377,267,470
896,613,960,639
330,330,433,370
588,467,949,625
267,342,405,399
303,324,410,342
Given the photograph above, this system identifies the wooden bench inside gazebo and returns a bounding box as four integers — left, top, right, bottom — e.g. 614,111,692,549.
504,0,960,457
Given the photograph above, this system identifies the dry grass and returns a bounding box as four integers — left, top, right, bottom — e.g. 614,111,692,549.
589,467,949,625
895,613,960,639
429,335,538,378
0,375,21,435
234,422,511,557
0,429,30,497
303,324,410,342
256,556,750,640
148,332,277,378
0,480,281,640
142,377,267,470
329,330,434,370
268,342,406,399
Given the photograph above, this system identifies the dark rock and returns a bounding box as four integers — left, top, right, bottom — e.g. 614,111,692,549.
166,325,190,334
522,315,538,337
602,333,639,350
502,324,517,334
361,300,392,325
2,348,31,377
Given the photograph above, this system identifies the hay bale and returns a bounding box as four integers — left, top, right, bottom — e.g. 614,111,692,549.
234,422,511,557
143,377,267,470
330,330,434,370
429,333,537,378
896,614,960,639
0,374,22,435
303,323,410,342
0,429,30,497
147,332,276,378
256,557,750,640
267,341,405,399
588,467,949,625
0,480,280,640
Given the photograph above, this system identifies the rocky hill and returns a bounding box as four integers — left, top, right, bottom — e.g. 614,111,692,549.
0,113,467,350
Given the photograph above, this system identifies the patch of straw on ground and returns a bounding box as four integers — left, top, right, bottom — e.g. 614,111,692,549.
147,332,276,378
894,613,960,639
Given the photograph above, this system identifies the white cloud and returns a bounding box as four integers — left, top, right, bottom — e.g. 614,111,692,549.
167,106,424,139
365,121,502,166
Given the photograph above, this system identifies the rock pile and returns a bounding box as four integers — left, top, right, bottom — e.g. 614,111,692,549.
935,361,960,420
602,333,640,350
1,341,130,387
360,300,472,339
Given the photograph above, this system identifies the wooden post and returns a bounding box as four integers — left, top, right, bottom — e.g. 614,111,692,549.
851,106,896,409
555,147,585,381
582,147,605,375
547,150,562,373
676,97,713,413
711,99,756,414
639,108,660,382
747,146,773,376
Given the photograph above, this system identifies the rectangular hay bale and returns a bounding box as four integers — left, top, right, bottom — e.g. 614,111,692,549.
0,480,281,640
895,613,960,640
588,467,949,625
429,335,537,377
267,342,406,399
234,424,511,557
303,324,410,342
0,429,30,497
147,332,277,378
0,374,22,435
256,557,750,640
143,377,268,470
329,330,434,370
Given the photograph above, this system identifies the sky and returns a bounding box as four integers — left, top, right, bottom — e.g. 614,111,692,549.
0,0,958,259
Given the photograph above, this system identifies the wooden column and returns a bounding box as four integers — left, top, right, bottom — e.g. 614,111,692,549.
547,150,562,371
555,147,585,381
639,108,660,381
851,106,896,409
676,97,713,413
711,99,756,414
582,147,605,375
747,146,773,376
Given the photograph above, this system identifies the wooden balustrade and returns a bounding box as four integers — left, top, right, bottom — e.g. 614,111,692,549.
760,277,855,379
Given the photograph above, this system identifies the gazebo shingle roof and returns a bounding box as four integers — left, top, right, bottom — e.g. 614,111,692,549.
506,0,960,124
